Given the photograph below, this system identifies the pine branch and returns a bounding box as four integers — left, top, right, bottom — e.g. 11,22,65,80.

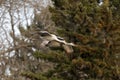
33,51,70,63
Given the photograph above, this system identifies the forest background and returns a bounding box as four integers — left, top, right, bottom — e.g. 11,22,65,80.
0,0,120,80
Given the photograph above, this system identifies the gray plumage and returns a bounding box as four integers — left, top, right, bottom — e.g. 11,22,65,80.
34,31,75,53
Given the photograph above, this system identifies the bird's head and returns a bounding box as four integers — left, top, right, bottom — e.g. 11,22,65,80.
31,30,51,37
39,31,51,36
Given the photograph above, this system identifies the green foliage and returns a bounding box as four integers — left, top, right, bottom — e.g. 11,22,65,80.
22,0,120,80
21,72,47,80
33,51,70,63
21,71,63,80
48,0,120,80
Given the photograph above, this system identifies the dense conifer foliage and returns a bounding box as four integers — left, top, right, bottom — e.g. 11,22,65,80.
22,0,120,80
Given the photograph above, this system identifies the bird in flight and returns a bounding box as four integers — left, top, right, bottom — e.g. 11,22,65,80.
37,31,75,46
32,30,76,54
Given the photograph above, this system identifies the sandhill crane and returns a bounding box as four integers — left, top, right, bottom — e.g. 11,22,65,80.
33,31,75,54
37,31,75,46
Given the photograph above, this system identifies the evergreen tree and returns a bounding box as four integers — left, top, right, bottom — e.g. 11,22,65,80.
22,0,120,80
49,0,120,79
110,0,120,69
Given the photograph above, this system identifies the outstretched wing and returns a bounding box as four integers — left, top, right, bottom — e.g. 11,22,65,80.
57,36,64,41
39,31,51,37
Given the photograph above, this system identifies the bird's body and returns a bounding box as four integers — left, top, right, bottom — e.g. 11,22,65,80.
50,34,66,43
34,30,75,54
38,31,75,46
